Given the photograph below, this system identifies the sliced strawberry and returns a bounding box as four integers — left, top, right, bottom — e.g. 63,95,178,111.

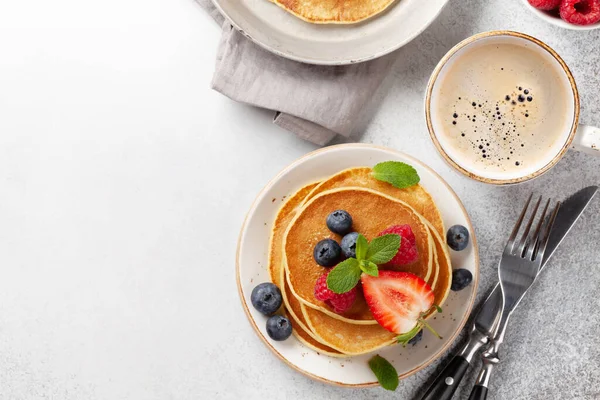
361,271,434,334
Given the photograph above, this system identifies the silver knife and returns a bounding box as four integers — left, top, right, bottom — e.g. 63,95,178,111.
419,186,598,400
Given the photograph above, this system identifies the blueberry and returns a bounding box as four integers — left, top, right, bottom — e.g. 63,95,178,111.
341,232,359,258
313,239,342,267
326,210,353,235
251,282,282,316
408,329,423,346
266,315,292,341
447,225,470,251
451,269,473,291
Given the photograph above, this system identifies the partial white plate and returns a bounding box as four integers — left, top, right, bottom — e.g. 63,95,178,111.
212,0,449,65
236,144,479,387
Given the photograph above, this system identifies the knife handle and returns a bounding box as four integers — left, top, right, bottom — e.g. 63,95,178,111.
468,385,488,400
467,336,499,400
419,356,470,400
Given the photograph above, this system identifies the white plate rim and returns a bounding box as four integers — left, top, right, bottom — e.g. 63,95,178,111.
236,143,479,387
210,0,450,65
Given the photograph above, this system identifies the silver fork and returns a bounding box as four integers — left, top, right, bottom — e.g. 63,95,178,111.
468,194,561,400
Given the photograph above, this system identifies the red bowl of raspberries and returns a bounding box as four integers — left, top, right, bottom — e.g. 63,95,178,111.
524,0,600,29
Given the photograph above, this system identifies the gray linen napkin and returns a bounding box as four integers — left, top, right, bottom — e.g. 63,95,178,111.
199,0,396,145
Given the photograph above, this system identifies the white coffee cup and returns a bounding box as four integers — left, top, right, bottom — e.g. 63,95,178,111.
425,31,600,185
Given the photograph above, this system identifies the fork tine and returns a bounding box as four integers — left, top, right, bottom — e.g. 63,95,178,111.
535,201,561,262
524,198,550,260
516,196,542,257
506,193,533,254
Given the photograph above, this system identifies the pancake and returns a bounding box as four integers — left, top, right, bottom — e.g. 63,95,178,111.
268,182,343,356
284,187,433,323
271,0,397,24
302,167,445,237
269,169,452,356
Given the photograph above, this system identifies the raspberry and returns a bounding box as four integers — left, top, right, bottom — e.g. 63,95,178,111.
390,241,419,266
314,273,335,301
327,290,357,314
527,0,561,10
378,225,419,266
314,272,357,314
380,224,416,246
560,0,600,25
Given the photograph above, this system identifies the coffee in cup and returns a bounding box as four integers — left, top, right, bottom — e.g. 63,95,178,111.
425,31,600,184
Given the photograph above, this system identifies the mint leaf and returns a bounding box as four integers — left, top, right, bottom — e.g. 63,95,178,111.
372,161,420,189
326,258,361,294
396,324,422,347
355,234,369,261
366,234,401,264
368,355,399,391
360,260,379,277
434,304,443,314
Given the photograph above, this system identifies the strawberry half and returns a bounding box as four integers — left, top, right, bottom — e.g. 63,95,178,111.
361,271,434,335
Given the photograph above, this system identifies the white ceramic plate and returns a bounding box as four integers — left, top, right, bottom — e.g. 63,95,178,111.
236,144,479,387
212,0,449,65
520,0,600,31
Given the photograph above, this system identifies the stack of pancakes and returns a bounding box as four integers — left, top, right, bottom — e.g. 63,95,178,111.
268,167,452,356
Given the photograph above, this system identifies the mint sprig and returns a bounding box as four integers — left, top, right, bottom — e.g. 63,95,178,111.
326,258,361,294
368,355,399,391
366,234,401,265
360,260,379,277
355,234,368,261
372,161,420,189
326,233,400,293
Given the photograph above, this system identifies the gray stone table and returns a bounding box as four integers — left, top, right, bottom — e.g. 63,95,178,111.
0,0,598,399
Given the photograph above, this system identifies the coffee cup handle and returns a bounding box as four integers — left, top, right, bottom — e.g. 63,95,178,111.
572,125,600,156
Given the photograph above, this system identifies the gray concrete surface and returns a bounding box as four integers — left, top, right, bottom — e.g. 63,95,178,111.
0,0,598,399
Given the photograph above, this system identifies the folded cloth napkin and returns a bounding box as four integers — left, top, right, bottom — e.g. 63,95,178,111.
198,0,397,145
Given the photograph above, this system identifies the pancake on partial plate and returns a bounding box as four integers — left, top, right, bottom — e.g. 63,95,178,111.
270,0,398,24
